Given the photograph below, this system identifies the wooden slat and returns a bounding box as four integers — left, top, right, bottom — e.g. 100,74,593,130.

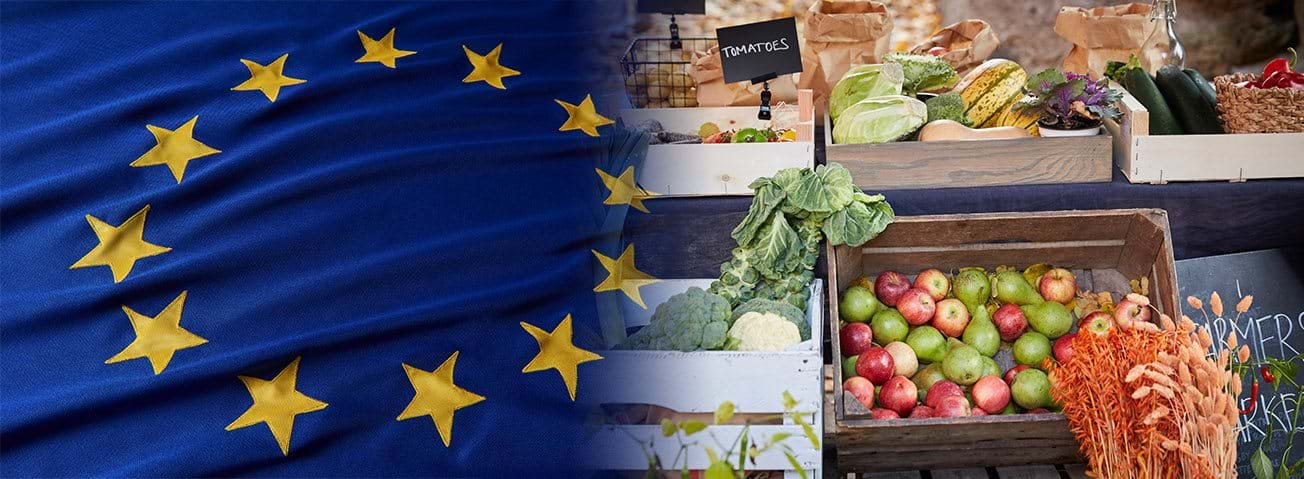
859,472,921,479
861,210,1135,247
929,469,989,479
994,465,1061,479
1063,464,1090,479
860,245,1124,274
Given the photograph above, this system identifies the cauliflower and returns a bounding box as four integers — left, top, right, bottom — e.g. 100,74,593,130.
925,91,972,127
731,298,810,341
884,53,958,95
618,287,732,352
725,312,802,352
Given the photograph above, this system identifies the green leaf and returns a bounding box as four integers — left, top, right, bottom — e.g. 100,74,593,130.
680,419,707,436
796,414,821,449
823,198,893,247
715,401,736,424
786,164,855,213
784,451,809,479
767,432,793,447
660,418,677,437
1026,68,1067,92
738,425,749,476
730,183,785,246
704,461,734,479
853,192,884,204
771,168,808,195
1252,448,1274,479
705,447,718,464
782,391,797,411
752,214,804,280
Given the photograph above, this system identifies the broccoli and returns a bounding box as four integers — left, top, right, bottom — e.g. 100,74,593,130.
884,53,958,95
618,287,733,352
925,91,972,127
731,298,810,341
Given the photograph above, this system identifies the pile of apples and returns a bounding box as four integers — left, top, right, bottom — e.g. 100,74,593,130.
838,265,1146,419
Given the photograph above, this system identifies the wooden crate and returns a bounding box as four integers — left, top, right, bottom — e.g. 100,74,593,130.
620,91,816,197
1106,82,1304,184
585,279,824,477
824,111,1113,191
826,209,1179,472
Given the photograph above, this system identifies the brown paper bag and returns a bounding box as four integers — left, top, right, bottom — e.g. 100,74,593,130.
1055,3,1168,79
803,0,892,102
909,19,1000,76
690,44,805,107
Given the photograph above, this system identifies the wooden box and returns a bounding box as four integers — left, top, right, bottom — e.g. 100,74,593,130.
824,111,1114,191
620,91,816,197
827,209,1179,472
1106,82,1304,184
585,279,824,476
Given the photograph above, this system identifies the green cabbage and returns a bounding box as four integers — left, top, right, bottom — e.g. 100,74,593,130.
831,95,928,144
829,63,905,123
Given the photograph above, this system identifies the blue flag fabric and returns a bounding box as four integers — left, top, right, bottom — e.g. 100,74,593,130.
2,2,629,476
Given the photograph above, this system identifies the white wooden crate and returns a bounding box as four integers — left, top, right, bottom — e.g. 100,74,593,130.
1106,81,1304,184
585,279,824,477
620,91,816,197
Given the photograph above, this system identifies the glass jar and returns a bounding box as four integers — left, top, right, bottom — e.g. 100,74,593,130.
1147,0,1185,67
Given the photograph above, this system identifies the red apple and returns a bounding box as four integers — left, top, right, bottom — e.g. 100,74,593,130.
843,376,875,409
874,271,911,307
971,407,988,416
1053,332,1077,363
993,303,1028,342
931,298,970,337
877,375,918,416
871,408,900,420
1038,268,1078,305
839,323,874,357
1004,365,1031,386
856,347,895,385
934,395,971,417
907,405,935,418
924,380,964,409
913,269,950,302
1114,293,1152,329
1079,310,1114,337
898,289,937,326
971,375,1011,414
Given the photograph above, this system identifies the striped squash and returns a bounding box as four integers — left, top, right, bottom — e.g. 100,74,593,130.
956,59,1028,128
987,99,1041,136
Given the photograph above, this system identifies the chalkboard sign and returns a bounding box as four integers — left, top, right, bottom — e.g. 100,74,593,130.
715,17,803,84
1176,247,1304,475
636,0,705,14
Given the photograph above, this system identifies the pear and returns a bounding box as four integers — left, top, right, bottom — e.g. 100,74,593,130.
1021,301,1073,339
953,269,991,312
962,315,1001,357
993,271,1044,306
941,344,984,386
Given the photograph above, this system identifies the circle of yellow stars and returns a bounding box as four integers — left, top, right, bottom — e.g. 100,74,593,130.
65,27,638,456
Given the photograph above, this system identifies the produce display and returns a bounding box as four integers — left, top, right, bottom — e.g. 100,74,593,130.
619,164,893,352
633,119,796,145
837,264,1119,419
1106,55,1224,135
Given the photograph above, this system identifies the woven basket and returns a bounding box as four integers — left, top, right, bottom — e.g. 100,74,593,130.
1214,73,1304,134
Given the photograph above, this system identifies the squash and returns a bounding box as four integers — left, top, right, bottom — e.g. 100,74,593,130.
956,59,1028,128
987,99,1041,136
918,120,1033,142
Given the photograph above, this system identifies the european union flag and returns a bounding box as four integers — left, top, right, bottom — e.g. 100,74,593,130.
1,2,637,476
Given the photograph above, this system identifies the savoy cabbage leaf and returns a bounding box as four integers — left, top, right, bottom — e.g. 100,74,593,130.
731,181,785,246
752,214,805,281
823,198,894,246
785,164,855,213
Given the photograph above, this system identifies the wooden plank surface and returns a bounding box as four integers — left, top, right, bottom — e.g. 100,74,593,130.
929,469,988,479
994,465,1060,478
1063,464,1090,479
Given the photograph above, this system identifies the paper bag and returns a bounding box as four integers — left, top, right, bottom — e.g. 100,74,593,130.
690,44,807,107
909,19,1000,76
1055,3,1168,79
803,0,893,102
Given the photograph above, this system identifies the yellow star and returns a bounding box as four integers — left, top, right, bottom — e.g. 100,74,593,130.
556,94,614,137
356,28,416,69
461,43,520,89
226,357,329,456
105,291,207,375
397,351,486,447
596,166,655,213
592,244,660,309
130,116,221,183
70,205,172,283
231,53,306,102
520,315,602,401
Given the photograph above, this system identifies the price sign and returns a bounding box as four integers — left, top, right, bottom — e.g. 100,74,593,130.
715,17,803,84
636,0,705,14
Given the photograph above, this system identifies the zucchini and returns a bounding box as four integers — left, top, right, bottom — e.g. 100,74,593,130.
1155,65,1223,134
1182,68,1217,107
1121,68,1183,135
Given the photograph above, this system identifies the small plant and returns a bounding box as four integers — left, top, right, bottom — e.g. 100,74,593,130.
1014,68,1123,130
629,391,819,478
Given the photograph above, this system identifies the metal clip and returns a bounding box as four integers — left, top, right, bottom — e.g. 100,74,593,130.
668,14,681,50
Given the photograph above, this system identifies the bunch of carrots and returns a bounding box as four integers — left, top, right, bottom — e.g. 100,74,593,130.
1050,293,1249,479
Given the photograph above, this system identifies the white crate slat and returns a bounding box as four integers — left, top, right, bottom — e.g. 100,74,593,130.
1106,81,1304,184
585,425,821,471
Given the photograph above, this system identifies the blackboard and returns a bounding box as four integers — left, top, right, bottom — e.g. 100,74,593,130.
1177,247,1304,475
635,0,704,14
715,17,803,84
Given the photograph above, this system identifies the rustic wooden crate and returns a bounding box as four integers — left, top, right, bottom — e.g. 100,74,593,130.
826,209,1179,472
824,111,1113,191
1106,81,1304,184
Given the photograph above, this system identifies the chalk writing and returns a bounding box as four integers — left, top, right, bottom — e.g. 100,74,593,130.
720,39,791,58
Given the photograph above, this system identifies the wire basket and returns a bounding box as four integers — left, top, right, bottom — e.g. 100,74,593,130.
620,37,716,109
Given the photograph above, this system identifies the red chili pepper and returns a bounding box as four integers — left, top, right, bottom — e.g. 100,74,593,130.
1260,366,1276,383
1262,48,1298,77
1240,380,1259,415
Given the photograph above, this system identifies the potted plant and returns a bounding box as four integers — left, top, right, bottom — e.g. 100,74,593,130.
1014,69,1123,137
